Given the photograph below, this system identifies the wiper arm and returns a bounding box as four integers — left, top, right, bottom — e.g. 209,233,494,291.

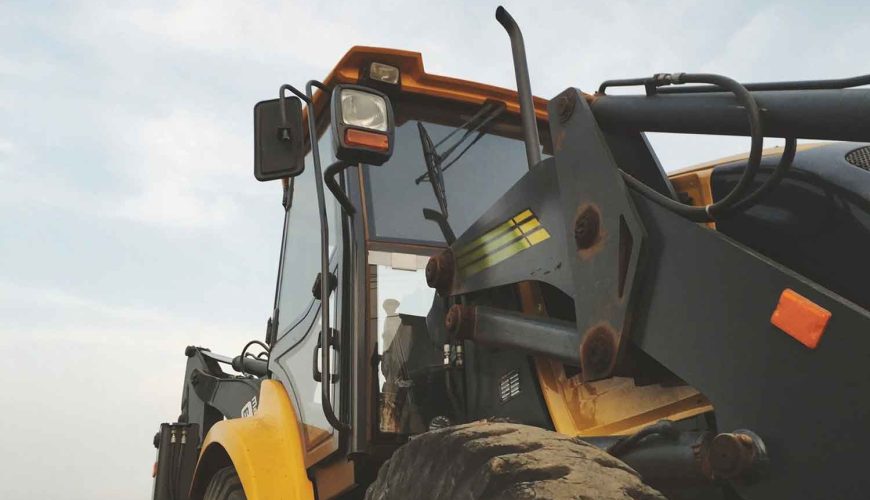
413,100,506,185
417,121,449,217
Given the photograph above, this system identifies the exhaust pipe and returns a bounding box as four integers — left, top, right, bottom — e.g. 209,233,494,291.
496,6,542,169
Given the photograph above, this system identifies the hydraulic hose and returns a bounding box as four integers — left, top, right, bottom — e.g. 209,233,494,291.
616,73,778,222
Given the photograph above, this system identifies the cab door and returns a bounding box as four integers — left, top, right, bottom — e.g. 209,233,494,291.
267,127,345,465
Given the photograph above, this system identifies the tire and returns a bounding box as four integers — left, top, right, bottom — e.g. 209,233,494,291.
203,466,247,500
365,421,665,500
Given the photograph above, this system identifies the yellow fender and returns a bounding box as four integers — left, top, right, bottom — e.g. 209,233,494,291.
190,380,315,500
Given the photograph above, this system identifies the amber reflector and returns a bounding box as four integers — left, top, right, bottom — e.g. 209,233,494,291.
344,129,389,151
770,288,831,349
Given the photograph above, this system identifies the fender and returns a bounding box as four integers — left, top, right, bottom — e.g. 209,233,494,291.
190,380,315,500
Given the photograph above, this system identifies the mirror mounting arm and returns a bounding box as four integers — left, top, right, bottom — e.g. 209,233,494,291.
278,83,311,135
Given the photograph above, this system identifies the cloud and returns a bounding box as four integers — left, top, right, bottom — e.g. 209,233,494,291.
88,0,363,69
115,109,251,228
0,137,14,169
0,281,251,352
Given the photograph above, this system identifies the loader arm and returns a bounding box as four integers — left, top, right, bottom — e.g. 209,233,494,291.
425,81,870,499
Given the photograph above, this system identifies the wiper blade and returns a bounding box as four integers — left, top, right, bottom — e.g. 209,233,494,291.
414,100,506,185
417,121,449,217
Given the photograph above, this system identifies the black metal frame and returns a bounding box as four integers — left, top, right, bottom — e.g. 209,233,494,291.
152,347,262,500
421,7,870,499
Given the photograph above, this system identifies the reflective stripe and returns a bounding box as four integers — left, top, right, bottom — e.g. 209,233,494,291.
455,209,550,279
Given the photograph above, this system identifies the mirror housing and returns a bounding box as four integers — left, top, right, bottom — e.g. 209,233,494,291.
330,84,395,166
253,97,305,181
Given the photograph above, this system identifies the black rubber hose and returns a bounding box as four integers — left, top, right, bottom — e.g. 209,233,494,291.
624,138,798,222
620,73,766,222
607,420,679,457
657,73,870,94
728,138,798,212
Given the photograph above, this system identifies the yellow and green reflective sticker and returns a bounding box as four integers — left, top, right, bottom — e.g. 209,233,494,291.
455,209,550,279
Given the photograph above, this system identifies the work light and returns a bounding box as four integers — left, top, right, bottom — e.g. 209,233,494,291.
368,62,400,85
330,84,395,166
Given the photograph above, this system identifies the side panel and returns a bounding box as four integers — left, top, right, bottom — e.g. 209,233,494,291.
191,380,314,500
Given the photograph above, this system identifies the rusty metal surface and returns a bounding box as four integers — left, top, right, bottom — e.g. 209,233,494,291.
694,431,768,481
547,88,647,382
425,249,454,295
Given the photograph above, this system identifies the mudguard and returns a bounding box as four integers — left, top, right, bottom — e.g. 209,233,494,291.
190,380,315,500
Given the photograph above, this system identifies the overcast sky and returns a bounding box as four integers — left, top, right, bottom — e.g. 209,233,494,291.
1,1,867,498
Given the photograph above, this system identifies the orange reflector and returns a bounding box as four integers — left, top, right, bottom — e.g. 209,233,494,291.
152,461,158,478
345,129,389,151
770,288,831,349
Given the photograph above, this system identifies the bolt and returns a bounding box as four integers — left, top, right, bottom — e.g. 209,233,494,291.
426,250,454,295
708,432,760,480
445,304,475,339
557,94,575,123
574,206,601,250
445,305,461,335
580,325,617,381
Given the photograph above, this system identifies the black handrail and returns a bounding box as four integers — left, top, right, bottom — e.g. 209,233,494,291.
304,80,349,432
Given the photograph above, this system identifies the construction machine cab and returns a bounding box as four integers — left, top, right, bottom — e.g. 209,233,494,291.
259,58,557,452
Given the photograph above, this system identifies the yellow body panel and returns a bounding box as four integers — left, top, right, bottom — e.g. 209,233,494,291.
194,380,314,500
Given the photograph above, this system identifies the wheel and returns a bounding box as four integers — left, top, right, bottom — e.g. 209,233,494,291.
203,466,246,500
365,421,665,500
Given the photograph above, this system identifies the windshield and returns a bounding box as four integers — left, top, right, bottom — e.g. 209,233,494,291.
364,95,549,244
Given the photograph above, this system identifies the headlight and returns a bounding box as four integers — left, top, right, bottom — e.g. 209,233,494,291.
340,89,388,131
330,84,395,166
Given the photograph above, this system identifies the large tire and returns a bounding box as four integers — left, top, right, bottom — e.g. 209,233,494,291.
203,466,246,500
365,421,665,500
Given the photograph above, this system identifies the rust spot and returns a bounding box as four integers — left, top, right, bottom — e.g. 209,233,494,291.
698,432,762,480
574,206,600,250
554,129,567,152
574,204,606,260
556,94,575,123
580,324,618,381
445,304,476,340
426,249,454,295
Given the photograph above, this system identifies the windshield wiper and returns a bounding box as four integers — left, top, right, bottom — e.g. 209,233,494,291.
418,121,448,217
413,100,507,186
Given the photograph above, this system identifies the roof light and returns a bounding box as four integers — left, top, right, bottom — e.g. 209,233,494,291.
368,62,400,85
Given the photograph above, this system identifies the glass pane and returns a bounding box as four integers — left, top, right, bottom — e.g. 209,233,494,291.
369,254,443,434
276,128,337,335
275,289,339,449
269,123,344,454
363,94,551,245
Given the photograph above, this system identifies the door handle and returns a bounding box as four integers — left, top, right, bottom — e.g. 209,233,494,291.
312,328,339,383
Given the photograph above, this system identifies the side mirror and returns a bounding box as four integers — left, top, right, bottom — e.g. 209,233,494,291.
253,96,305,181
330,84,395,166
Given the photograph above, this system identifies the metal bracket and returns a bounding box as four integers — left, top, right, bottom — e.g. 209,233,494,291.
547,88,647,381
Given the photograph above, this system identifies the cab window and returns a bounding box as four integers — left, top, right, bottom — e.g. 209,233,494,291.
275,128,338,336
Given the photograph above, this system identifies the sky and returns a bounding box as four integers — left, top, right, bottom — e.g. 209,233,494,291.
1,0,867,498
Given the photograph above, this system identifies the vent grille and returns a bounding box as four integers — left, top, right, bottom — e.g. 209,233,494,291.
499,370,521,404
846,146,870,170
